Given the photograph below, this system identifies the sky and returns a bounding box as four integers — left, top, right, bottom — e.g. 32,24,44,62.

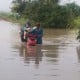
0,0,12,12
60,0,80,5
0,0,80,12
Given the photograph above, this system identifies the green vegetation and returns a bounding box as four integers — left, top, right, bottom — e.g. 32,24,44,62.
0,12,26,25
1,0,80,28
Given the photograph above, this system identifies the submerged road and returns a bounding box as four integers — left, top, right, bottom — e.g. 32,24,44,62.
0,20,80,80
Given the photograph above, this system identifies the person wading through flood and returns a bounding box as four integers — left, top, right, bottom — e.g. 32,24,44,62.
77,28,80,42
27,22,43,46
33,23,43,45
25,22,43,56
20,21,31,43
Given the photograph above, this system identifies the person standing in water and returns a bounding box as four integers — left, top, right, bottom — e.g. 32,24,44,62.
20,21,31,42
33,23,43,45
77,29,80,42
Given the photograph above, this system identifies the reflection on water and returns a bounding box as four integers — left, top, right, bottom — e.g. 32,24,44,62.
43,45,59,64
12,41,43,68
19,44,43,66
1,20,80,80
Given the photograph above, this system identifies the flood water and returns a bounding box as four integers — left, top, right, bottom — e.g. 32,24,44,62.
0,20,80,80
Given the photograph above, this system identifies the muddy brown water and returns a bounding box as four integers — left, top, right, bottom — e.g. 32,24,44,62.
0,20,80,80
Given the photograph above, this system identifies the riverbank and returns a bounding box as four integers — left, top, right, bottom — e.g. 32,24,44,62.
0,13,79,31
0,17,26,26
0,12,26,26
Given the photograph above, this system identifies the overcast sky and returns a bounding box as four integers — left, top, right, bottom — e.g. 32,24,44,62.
0,0,12,12
60,0,80,5
0,0,80,12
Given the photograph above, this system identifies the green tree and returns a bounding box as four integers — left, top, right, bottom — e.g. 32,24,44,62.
11,0,80,28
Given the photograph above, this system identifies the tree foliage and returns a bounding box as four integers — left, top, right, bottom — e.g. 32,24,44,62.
11,0,80,28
